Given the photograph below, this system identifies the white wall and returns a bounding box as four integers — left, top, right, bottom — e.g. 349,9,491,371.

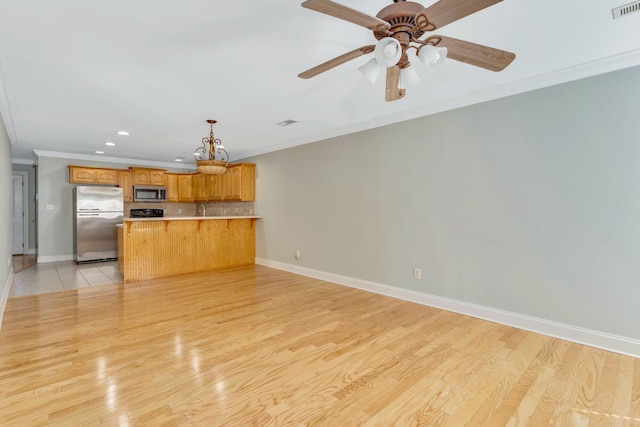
248,65,640,347
0,113,13,328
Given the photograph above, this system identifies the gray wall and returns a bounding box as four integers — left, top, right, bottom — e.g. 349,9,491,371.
37,156,78,261
248,65,640,341
11,163,37,252
0,113,13,327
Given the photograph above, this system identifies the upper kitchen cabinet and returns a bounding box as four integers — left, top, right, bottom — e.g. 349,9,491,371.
224,163,255,201
118,170,133,202
178,174,194,202
191,163,256,202
208,174,224,201
166,173,179,202
167,173,194,202
68,165,119,184
130,167,166,186
192,174,209,202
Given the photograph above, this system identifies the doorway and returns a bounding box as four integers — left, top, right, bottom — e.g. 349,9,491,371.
11,172,28,255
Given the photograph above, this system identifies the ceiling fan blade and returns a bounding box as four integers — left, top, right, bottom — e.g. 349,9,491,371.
415,0,503,31
302,0,390,31
385,66,405,102
298,45,375,79
428,35,515,71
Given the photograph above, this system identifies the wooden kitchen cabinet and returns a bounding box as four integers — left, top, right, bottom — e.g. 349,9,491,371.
167,173,194,202
191,163,255,202
178,174,194,202
118,170,133,202
223,163,255,201
68,166,119,184
192,174,208,202
166,173,179,202
130,167,167,186
207,174,224,201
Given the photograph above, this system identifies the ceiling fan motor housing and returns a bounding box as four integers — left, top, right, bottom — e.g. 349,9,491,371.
374,1,427,40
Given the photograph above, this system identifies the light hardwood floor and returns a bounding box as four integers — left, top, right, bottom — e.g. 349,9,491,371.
1,265,639,426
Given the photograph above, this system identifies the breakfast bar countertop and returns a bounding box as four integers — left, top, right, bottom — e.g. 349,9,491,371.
123,216,262,221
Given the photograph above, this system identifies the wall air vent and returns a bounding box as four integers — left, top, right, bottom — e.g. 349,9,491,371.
612,0,640,19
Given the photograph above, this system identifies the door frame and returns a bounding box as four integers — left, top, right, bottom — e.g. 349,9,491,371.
11,171,29,255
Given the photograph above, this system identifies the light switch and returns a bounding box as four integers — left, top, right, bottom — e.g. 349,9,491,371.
46,204,54,211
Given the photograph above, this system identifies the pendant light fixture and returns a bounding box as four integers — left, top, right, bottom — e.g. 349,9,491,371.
193,120,229,175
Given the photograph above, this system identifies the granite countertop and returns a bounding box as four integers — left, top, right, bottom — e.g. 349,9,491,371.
123,216,262,222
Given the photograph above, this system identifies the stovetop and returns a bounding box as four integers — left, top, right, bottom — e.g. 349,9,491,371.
130,208,164,218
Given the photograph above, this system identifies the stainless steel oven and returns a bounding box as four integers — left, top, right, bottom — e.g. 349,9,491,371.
133,185,167,202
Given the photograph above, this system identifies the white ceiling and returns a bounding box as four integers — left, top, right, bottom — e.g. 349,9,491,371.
2,0,640,167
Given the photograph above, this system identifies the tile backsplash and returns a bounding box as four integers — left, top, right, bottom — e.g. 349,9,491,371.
124,202,255,218
198,201,255,216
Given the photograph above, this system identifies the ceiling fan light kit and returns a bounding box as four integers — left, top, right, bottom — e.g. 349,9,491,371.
299,0,516,102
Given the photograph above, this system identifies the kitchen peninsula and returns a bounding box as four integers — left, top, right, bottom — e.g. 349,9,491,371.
117,216,261,282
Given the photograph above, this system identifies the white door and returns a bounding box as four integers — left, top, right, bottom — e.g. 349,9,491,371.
12,174,24,255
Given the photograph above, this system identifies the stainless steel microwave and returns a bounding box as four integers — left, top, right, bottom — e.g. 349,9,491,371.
133,185,167,203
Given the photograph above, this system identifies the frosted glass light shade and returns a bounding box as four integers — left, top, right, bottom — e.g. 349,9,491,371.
399,65,421,89
358,58,382,84
374,37,402,67
417,45,448,72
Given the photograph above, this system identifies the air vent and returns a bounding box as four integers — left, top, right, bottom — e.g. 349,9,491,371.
276,119,298,127
612,0,640,19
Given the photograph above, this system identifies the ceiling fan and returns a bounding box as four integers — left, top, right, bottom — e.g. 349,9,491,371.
298,0,516,102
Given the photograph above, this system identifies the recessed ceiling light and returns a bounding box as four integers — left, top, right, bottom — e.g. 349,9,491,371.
174,157,184,162
105,142,116,146
95,151,105,154
116,130,130,136
276,119,298,127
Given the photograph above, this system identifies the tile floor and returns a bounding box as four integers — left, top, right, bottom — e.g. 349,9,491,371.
10,260,123,297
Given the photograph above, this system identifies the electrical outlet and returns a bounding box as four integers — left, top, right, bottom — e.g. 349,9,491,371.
413,268,421,279
295,249,301,260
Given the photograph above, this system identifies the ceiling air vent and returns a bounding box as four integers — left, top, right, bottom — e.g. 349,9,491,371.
276,119,298,127
612,0,640,19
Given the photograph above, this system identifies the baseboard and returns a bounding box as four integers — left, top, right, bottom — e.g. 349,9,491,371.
37,254,74,263
255,258,640,358
0,267,14,331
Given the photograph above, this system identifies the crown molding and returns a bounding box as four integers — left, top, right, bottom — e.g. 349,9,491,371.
11,158,35,165
33,150,197,171
238,48,640,160
0,58,17,146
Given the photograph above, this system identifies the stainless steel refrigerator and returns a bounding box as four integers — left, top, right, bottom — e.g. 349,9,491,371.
73,186,124,263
